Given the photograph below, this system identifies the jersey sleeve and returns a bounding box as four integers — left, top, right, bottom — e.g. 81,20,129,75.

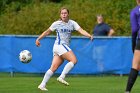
72,20,81,31
130,9,138,53
130,10,139,36
49,22,57,31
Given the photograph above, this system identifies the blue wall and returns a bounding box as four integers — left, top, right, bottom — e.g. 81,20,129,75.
0,35,133,74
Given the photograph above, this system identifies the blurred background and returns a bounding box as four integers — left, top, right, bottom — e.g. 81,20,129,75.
0,0,135,35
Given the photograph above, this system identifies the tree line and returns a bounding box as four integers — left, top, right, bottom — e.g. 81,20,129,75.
0,0,136,35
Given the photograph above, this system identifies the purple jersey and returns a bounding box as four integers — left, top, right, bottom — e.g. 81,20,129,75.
130,5,140,52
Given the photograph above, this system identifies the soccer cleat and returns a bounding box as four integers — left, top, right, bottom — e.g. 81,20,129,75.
125,91,130,93
57,77,69,86
38,85,48,91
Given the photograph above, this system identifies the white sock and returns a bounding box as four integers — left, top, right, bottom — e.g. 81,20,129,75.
59,62,74,79
40,69,53,87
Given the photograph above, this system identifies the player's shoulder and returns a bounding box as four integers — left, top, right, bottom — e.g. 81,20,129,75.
52,20,62,24
68,19,79,26
131,6,140,14
53,19,77,24
69,19,77,23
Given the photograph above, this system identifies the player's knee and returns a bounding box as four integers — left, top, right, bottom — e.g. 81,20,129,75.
71,58,77,64
50,65,59,72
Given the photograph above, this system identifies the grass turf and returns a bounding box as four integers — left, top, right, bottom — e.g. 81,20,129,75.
0,75,140,93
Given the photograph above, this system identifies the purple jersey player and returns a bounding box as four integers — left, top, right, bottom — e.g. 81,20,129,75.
130,4,140,52
125,0,140,93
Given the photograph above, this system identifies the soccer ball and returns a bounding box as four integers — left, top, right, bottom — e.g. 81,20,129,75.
19,50,32,63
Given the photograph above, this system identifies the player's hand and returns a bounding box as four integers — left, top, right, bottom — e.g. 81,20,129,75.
90,35,93,41
36,39,41,47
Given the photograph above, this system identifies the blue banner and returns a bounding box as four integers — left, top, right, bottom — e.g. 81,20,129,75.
0,35,133,74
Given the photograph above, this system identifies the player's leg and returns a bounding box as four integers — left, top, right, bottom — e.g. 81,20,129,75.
125,50,140,93
60,50,77,78
38,55,64,91
57,50,77,85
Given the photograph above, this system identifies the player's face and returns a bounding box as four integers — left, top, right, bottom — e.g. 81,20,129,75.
97,16,103,24
60,9,69,22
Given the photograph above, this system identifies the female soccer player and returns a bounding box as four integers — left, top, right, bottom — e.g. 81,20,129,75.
36,7,93,91
125,0,140,93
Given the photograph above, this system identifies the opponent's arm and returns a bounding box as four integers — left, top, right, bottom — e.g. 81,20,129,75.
130,11,138,53
77,28,93,40
36,29,52,47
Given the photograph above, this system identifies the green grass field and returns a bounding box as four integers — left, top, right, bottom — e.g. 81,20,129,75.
0,75,140,93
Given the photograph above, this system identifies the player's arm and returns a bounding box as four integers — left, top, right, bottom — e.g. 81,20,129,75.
77,28,93,40
130,11,138,53
36,29,52,47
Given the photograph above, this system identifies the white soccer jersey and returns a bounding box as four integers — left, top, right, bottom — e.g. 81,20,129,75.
49,19,80,46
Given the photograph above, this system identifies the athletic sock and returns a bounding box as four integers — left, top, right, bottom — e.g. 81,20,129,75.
59,62,74,79
125,68,139,92
40,69,53,87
